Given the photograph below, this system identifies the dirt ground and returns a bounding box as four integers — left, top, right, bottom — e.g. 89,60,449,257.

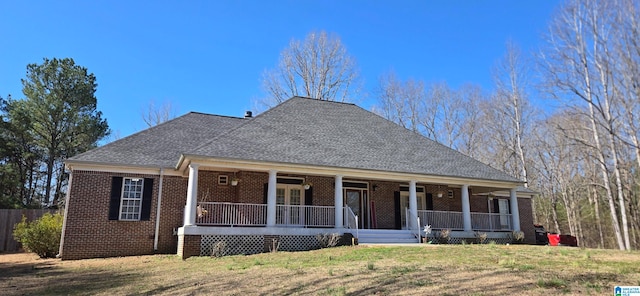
1,245,638,295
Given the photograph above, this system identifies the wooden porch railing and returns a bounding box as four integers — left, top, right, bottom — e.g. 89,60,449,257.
418,210,513,231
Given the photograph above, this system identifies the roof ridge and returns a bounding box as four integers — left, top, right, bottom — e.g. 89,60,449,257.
187,97,306,153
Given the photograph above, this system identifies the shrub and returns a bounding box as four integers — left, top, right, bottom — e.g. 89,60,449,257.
13,213,63,258
474,231,488,244
317,233,341,248
438,229,451,244
510,230,525,244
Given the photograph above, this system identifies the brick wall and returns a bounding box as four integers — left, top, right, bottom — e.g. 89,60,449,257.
62,168,531,259
518,197,535,244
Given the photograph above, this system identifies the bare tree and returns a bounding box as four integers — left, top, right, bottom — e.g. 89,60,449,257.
142,100,178,127
539,0,629,249
491,42,533,187
374,71,426,134
260,31,360,108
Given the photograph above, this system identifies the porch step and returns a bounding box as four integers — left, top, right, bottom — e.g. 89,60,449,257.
354,229,419,244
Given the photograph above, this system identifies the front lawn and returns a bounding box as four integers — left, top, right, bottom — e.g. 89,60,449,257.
1,244,639,295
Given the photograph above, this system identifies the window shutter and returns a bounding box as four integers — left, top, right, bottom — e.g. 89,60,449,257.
140,178,154,221
426,193,433,210
305,187,313,206
109,177,123,220
263,183,268,204
493,199,499,214
507,199,511,214
394,191,401,230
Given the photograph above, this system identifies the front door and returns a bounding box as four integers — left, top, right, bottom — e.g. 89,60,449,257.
345,189,368,229
276,185,303,225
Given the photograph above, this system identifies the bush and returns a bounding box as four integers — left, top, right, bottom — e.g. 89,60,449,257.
13,213,63,258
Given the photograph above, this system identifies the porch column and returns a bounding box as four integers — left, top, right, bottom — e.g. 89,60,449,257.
334,175,343,228
409,180,418,229
184,163,199,226
461,184,472,231
510,188,521,231
266,170,278,227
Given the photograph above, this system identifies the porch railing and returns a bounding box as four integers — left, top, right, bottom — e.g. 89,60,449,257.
196,202,337,228
405,208,421,243
197,202,267,226
344,207,358,239
275,204,335,227
418,210,513,231
470,212,512,231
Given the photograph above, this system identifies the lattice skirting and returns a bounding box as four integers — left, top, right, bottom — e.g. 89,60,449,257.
201,235,264,256
200,235,323,256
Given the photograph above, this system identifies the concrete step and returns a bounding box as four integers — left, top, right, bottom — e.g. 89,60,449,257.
354,229,419,244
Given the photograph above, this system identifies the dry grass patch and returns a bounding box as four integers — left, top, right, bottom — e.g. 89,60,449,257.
1,244,639,295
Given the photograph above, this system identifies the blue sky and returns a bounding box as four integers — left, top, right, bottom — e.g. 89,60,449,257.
0,1,560,139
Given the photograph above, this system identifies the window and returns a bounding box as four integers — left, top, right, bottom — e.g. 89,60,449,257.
109,176,153,221
218,175,229,185
119,178,144,220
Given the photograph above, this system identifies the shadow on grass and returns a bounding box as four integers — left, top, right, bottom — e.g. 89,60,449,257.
1,257,141,296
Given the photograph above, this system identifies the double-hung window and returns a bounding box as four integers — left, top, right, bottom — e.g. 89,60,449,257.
109,176,153,221
119,178,144,220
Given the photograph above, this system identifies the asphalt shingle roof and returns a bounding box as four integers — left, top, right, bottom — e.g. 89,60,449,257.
189,97,521,183
69,112,246,168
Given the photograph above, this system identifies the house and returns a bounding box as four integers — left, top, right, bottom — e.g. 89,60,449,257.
59,97,535,260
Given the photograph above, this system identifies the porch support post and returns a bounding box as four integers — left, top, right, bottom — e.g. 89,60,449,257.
461,184,472,231
266,170,278,227
184,163,199,226
409,180,418,229
334,175,343,228
510,188,521,231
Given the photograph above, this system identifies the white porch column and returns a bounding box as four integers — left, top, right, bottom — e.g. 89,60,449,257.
409,180,418,229
184,163,199,226
266,170,278,227
461,184,472,231
334,175,344,228
510,188,521,231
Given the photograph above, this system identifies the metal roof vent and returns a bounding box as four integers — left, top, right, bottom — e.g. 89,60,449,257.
244,111,253,118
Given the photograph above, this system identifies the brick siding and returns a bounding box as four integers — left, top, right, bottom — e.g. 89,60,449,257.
62,169,533,259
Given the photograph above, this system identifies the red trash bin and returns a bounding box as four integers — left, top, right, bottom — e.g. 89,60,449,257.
547,233,560,246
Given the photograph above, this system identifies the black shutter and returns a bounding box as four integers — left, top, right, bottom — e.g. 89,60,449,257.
394,191,401,230
507,199,511,214
493,199,499,214
140,178,154,221
263,183,268,204
426,193,433,210
109,177,123,220
305,187,313,206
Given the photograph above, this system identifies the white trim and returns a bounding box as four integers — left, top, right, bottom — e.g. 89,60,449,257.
118,177,144,221
58,170,73,257
66,162,183,177
178,225,349,236
178,155,523,189
153,168,164,250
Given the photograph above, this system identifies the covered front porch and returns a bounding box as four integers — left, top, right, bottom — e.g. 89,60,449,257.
175,162,525,257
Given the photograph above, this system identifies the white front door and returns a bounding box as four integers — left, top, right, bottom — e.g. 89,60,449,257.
276,185,303,225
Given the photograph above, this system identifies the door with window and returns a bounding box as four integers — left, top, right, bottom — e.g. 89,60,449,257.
400,190,427,229
276,185,303,225
345,189,369,229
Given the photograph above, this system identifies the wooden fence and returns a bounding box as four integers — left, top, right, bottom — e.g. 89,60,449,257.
0,209,58,252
